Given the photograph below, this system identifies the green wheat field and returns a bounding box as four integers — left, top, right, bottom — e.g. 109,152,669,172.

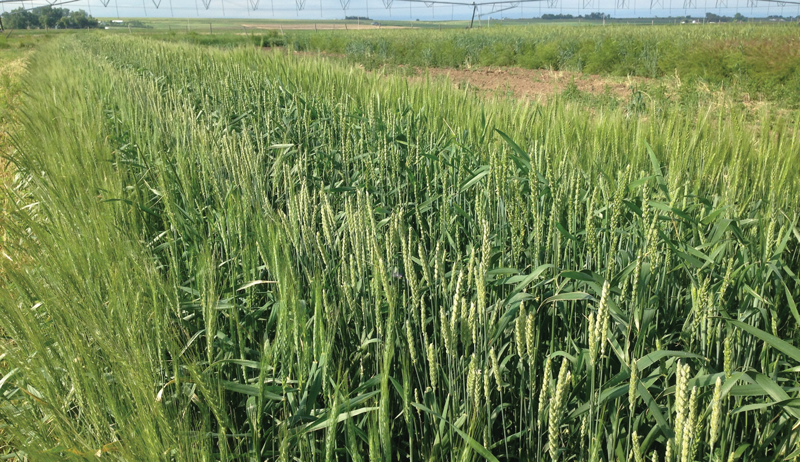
0,24,799,461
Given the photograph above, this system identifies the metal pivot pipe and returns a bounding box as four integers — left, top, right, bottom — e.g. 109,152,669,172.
469,2,477,27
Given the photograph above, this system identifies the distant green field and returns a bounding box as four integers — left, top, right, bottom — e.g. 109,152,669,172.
93,15,689,32
96,16,472,30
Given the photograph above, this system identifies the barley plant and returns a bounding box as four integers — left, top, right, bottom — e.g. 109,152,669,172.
0,34,798,461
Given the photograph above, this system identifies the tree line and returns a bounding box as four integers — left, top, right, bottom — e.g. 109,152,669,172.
2,6,98,30
541,12,610,19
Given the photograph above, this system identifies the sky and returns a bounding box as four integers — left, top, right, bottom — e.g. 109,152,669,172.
2,0,798,20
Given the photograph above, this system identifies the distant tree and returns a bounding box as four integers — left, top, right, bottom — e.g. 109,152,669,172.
541,13,575,19
734,12,746,21
2,7,39,29
705,12,733,22
38,6,69,28
1,7,98,29
57,10,97,28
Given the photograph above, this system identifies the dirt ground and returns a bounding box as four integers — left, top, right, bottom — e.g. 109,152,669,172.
408,66,645,101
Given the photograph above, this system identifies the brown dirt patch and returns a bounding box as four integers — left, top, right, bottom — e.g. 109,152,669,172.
408,66,646,101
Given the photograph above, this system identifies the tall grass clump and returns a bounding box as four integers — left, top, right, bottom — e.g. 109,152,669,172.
0,34,799,461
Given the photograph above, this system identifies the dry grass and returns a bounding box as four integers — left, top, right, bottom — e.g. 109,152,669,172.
0,50,30,462
0,54,29,257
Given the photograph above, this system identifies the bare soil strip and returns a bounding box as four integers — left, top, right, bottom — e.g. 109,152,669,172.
407,66,646,100
280,49,645,100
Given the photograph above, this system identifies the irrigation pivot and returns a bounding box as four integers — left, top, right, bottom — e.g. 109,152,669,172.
397,0,546,28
